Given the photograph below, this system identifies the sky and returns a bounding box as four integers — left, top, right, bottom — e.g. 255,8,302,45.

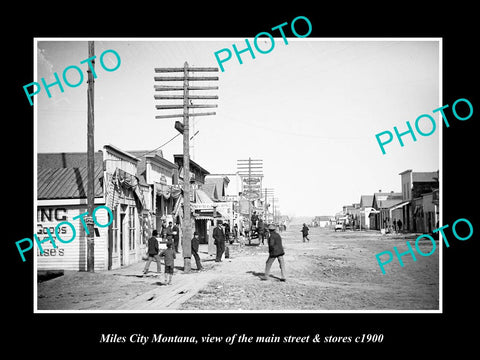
35,38,440,217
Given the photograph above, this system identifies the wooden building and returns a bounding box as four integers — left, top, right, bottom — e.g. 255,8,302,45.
399,169,439,232
37,152,107,271
37,145,147,271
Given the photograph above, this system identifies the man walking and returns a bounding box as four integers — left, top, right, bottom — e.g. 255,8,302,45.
213,220,226,262
264,224,286,281
301,223,310,242
143,230,161,274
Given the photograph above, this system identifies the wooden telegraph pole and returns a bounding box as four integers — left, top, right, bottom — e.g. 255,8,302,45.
154,62,218,272
86,41,95,272
262,188,274,223
237,158,263,244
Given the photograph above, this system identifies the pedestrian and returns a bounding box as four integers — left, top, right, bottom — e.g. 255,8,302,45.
172,221,180,253
143,230,162,275
264,223,286,281
223,223,230,258
224,222,231,244
251,211,259,228
213,220,226,262
233,223,238,240
159,240,176,285
397,219,403,232
301,223,310,242
160,220,168,241
191,231,203,271
166,221,173,241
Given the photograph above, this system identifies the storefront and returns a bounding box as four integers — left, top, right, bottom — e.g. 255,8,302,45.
36,161,110,271
103,145,145,269
36,201,111,271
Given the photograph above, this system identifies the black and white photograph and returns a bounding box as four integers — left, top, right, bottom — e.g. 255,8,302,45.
7,5,478,354
33,38,441,312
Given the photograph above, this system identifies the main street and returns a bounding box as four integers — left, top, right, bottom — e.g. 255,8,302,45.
37,222,439,311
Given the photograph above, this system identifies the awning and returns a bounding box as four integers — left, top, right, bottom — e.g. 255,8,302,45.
193,210,225,220
106,168,145,211
195,188,213,203
389,201,410,211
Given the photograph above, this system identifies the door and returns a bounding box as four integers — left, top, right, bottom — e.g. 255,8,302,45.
120,213,125,266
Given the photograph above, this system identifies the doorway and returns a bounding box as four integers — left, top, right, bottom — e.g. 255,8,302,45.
120,213,125,266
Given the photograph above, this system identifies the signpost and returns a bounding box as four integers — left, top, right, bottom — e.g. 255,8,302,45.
154,62,218,272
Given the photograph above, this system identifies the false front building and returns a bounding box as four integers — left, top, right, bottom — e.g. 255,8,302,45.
37,145,147,271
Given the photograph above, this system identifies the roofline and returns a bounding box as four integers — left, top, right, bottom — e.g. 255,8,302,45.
139,152,178,169
205,174,231,184
173,154,210,175
104,144,140,162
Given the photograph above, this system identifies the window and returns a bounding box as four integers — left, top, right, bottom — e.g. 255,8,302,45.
129,206,136,250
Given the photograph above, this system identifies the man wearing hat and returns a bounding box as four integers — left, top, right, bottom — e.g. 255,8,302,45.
264,224,286,281
191,231,203,270
143,230,161,275
213,220,226,262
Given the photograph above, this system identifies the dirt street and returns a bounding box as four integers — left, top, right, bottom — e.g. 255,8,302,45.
37,224,439,311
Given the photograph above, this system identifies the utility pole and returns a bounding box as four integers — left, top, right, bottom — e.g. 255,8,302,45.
237,158,263,244
86,41,95,272
154,62,218,272
262,188,274,223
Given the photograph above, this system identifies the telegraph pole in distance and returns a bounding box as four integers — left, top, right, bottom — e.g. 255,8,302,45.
154,62,218,272
262,188,274,223
86,41,95,272
237,158,263,244
182,62,192,272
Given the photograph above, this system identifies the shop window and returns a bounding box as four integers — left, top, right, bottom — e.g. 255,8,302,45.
129,206,136,250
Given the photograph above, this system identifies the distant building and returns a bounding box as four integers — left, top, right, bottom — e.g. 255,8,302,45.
359,195,374,229
369,191,402,230
312,216,332,227
398,169,439,232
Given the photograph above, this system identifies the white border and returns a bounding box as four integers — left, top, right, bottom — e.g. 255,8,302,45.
33,37,442,314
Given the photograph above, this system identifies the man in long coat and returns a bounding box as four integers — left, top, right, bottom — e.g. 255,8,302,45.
264,224,286,281
213,220,226,262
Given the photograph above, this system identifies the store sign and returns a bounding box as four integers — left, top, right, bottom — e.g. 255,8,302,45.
36,208,70,257
243,190,261,200
17,205,112,262
37,208,67,222
243,177,261,185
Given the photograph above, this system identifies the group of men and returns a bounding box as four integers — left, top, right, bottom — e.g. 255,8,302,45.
145,217,287,282
143,224,203,277
158,221,180,253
